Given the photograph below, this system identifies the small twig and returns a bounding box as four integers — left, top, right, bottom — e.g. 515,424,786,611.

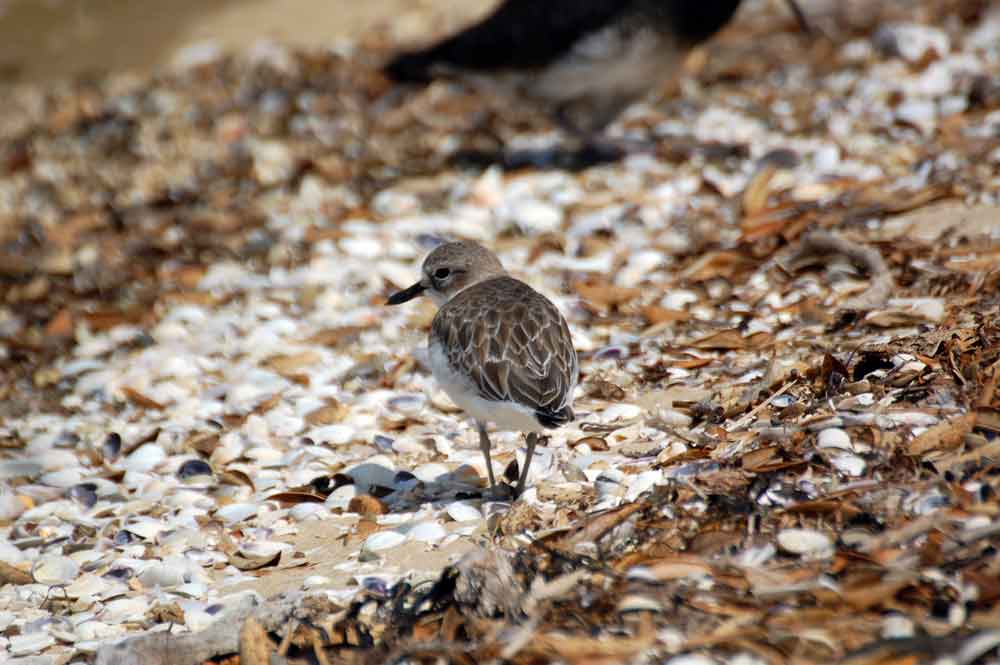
727,380,797,432
779,230,894,310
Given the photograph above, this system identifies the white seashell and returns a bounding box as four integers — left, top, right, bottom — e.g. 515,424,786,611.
122,517,168,542
387,394,426,416
75,620,123,642
42,468,84,490
886,412,940,427
0,460,43,480
123,444,167,472
661,290,699,309
777,528,833,557
325,484,357,510
882,613,915,639
65,574,112,600
895,100,936,133
250,140,295,186
215,502,259,524
408,521,447,544
138,562,186,588
174,582,209,598
345,456,397,490
308,424,355,446
816,428,853,451
829,452,866,477
32,555,80,585
340,236,383,259
653,408,693,428
211,440,244,466
596,468,625,484
289,503,328,522
837,393,875,409
303,575,333,590
618,250,664,288
0,485,26,521
172,40,222,69
616,595,664,613
962,515,994,532
244,446,284,466
504,198,563,233
445,501,482,522
240,541,288,559
905,489,950,516
164,489,215,511
181,607,217,633
363,530,407,552
412,463,450,484
8,632,57,657
101,596,151,624
229,542,288,570
599,404,642,423
37,449,80,471
875,22,949,63
625,470,664,501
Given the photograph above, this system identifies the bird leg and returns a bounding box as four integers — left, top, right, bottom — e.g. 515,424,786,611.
515,432,541,497
476,421,498,493
784,0,815,36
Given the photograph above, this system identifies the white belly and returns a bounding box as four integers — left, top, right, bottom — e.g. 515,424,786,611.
428,339,543,433
529,24,680,107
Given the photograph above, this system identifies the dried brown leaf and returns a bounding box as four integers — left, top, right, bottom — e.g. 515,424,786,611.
305,401,346,426
348,495,388,517
265,351,321,375
266,492,327,505
239,617,272,665
574,280,640,308
908,412,976,456
0,561,32,585
690,329,747,350
219,469,255,491
121,386,165,410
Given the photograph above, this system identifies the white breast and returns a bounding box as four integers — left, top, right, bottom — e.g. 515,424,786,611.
428,339,544,433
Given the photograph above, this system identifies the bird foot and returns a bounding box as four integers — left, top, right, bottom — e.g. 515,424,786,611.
482,483,517,502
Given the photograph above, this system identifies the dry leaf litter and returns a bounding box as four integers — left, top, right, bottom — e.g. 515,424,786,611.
1,0,1000,664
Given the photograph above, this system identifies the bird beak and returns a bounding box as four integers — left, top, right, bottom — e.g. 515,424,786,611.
387,280,427,305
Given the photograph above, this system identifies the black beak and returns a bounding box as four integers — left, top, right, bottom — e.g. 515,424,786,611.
387,281,426,305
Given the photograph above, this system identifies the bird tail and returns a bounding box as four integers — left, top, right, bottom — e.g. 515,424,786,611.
535,405,574,429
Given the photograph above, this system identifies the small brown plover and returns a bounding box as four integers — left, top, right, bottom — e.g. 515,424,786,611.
387,241,578,497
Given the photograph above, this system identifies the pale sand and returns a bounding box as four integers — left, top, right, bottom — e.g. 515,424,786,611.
0,0,492,83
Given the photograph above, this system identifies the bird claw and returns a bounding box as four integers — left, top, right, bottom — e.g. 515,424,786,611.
482,482,517,502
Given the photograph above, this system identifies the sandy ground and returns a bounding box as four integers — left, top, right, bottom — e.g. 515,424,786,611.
0,0,491,83
221,519,477,599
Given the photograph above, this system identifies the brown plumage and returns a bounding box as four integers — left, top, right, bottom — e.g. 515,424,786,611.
431,276,577,428
387,241,579,497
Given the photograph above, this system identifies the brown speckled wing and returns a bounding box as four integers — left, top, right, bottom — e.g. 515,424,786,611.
430,277,578,422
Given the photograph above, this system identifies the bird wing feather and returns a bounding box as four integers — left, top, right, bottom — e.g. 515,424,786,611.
431,278,577,415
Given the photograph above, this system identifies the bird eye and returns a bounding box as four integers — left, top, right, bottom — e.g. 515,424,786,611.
434,268,451,279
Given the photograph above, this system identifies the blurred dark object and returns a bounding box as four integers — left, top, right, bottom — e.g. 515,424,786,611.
384,0,811,144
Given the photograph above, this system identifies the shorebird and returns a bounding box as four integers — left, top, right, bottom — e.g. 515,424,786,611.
387,241,578,497
384,0,811,161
